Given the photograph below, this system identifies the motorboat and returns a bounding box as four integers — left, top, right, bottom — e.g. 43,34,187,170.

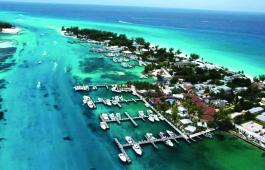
118,153,127,163
148,114,155,122
138,111,145,117
87,101,94,109
166,130,176,137
132,144,142,156
125,136,134,144
109,113,115,121
165,140,174,147
146,133,156,141
102,113,109,121
116,113,121,120
147,110,153,115
100,122,107,130
106,99,112,106
154,115,160,122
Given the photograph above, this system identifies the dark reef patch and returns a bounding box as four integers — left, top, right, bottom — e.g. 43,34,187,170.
53,104,60,111
63,136,73,141
80,58,115,73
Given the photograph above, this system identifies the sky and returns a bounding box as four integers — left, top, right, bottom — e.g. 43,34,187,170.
2,0,265,13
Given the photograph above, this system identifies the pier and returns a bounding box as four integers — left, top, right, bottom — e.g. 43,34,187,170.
114,138,131,163
100,112,149,129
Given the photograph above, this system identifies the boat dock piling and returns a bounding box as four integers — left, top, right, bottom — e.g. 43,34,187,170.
144,135,158,150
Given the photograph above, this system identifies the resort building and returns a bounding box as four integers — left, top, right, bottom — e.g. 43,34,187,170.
256,112,265,123
248,107,264,115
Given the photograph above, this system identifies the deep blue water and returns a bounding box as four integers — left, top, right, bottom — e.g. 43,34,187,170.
1,2,265,36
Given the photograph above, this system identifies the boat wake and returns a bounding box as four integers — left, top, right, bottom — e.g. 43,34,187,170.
118,20,133,25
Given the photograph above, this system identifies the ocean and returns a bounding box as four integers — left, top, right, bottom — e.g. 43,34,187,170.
0,2,265,170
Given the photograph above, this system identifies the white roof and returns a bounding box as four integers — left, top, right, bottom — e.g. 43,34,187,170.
241,121,263,133
122,50,132,54
185,125,197,133
166,109,172,114
178,106,187,112
180,119,192,125
178,112,188,118
248,107,264,114
256,112,265,122
173,94,184,99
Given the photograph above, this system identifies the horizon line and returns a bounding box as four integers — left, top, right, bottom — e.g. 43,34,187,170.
1,1,265,14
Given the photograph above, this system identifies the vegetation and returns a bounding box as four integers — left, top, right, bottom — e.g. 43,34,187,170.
214,109,234,131
0,22,13,31
127,81,159,91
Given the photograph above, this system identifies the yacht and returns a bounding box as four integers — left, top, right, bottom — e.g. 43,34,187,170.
102,113,109,121
106,99,112,106
138,111,145,118
36,81,41,89
148,114,155,122
38,61,42,64
154,115,160,122
125,136,134,144
118,153,127,163
116,113,121,120
165,140,174,147
147,110,153,115
83,96,90,104
100,122,107,130
166,130,176,137
146,133,156,141
87,101,94,109
109,113,115,121
132,144,142,156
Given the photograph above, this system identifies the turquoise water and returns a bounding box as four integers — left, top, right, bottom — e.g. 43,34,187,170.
0,7,265,170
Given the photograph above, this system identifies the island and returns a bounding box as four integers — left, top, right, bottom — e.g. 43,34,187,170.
0,21,20,34
63,26,265,155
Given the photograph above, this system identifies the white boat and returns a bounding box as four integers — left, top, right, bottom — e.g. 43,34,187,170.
38,61,42,64
165,140,174,147
154,115,160,122
100,122,107,130
109,113,115,121
102,113,109,121
132,144,142,156
166,130,176,137
125,136,134,144
145,103,150,108
138,111,145,117
106,99,112,106
118,153,127,163
148,114,155,122
42,51,47,56
87,101,94,109
92,86,97,90
146,133,156,141
147,110,153,114
36,81,41,89
116,113,121,120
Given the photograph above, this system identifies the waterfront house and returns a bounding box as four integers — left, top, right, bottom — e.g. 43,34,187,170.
180,119,193,125
185,125,197,133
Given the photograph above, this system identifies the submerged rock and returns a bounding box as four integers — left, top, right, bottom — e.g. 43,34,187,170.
63,136,73,141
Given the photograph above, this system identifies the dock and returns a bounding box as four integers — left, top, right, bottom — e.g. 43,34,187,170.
114,138,131,163
100,112,149,129
189,128,215,139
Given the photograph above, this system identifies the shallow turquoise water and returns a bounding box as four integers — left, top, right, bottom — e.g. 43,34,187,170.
0,11,264,170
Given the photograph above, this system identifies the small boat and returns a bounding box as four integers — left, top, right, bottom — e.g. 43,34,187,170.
36,81,41,89
42,51,47,56
105,99,112,106
165,140,174,147
125,136,134,144
148,114,155,122
38,61,42,64
147,110,153,115
102,113,109,121
166,130,176,137
87,101,94,109
132,144,142,156
100,122,107,130
154,115,160,122
146,133,156,141
118,153,127,163
116,113,121,120
92,86,97,90
138,111,145,117
109,113,115,121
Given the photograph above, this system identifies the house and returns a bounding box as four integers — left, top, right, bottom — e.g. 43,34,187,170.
248,107,264,114
178,106,188,117
211,99,228,108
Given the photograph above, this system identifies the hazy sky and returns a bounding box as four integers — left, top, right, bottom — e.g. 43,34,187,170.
3,0,265,12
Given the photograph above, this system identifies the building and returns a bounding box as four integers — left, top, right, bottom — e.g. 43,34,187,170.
235,122,265,149
248,107,264,114
256,112,265,123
